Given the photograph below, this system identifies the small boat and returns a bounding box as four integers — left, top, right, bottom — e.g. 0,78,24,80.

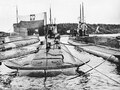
0,45,39,61
4,38,89,76
68,38,120,64
0,36,40,51
0,35,40,62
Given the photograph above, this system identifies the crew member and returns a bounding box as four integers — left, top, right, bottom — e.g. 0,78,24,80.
48,26,55,38
81,23,87,36
78,22,82,36
54,33,61,49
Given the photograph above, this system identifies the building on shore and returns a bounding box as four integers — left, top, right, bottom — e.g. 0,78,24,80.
13,20,44,36
13,12,47,36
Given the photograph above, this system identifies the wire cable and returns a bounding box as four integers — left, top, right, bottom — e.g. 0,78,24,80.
61,43,120,85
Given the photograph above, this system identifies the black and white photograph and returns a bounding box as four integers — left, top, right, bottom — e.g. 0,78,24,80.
0,0,120,90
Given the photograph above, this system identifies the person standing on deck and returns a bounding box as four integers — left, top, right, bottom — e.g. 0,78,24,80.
77,21,82,36
48,25,55,38
81,22,87,36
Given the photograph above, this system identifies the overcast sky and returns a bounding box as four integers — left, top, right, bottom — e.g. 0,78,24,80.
0,0,120,32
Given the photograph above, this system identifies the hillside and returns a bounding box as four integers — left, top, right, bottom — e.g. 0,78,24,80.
57,23,120,35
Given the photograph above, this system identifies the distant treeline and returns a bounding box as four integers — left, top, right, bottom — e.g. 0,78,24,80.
3,23,119,36
0,32,10,37
57,23,78,35
57,23,120,35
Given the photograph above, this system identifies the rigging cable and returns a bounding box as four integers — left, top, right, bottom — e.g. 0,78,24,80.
60,43,120,85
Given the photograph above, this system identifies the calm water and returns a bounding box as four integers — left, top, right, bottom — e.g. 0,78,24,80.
0,36,120,90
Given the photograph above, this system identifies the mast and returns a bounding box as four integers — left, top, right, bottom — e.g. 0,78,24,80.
16,5,20,34
82,2,84,23
50,6,52,24
80,4,81,23
54,18,56,24
16,6,18,24
44,11,48,86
